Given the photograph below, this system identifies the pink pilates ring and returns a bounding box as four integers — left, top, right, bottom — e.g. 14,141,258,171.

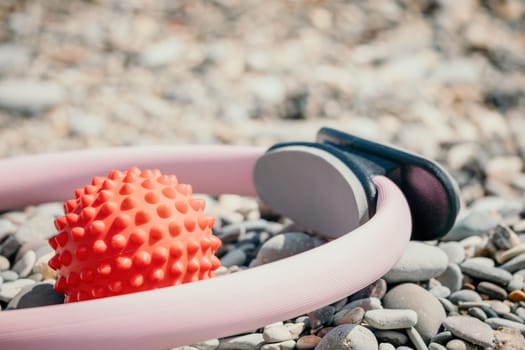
0,129,459,350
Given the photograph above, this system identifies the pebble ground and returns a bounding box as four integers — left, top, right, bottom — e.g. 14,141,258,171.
1,1,525,350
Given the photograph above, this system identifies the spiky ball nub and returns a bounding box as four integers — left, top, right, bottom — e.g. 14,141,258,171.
48,167,222,303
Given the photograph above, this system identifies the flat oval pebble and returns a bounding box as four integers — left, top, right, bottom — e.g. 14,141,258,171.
7,281,64,309
486,300,510,314
0,255,10,271
430,331,454,345
251,232,323,266
314,324,378,350
343,297,383,311
448,290,481,304
218,333,264,350
384,242,448,283
509,290,525,302
374,330,408,346
296,335,320,350
379,344,395,350
477,281,507,300
0,278,36,302
263,324,292,343
364,309,418,330
445,339,477,350
485,317,525,334
500,253,525,273
383,283,445,341
333,306,365,326
220,249,247,267
1,270,19,282
460,260,512,286
308,306,335,331
443,316,494,347
467,307,487,321
428,344,446,350
442,211,499,241
438,242,465,264
499,244,525,263
12,249,36,278
436,264,463,292
0,79,65,113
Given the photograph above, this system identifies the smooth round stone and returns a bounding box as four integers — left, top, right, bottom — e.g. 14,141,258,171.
343,297,383,311
430,286,451,299
515,307,525,321
0,79,65,113
0,219,16,240
384,242,448,283
374,330,408,347
383,283,446,342
477,281,507,300
0,278,36,302
6,281,64,309
220,249,247,267
498,244,525,264
509,290,525,302
379,343,395,350
307,306,335,331
442,211,499,241
443,316,494,347
448,290,482,305
507,274,524,291
284,322,305,339
430,331,453,345
251,232,323,266
1,270,19,282
465,256,494,267
315,324,378,350
15,213,58,244
0,255,10,271
460,260,512,286
436,264,463,292
500,312,523,323
467,307,487,321
218,333,264,350
439,242,465,264
428,343,446,350
364,309,418,330
489,224,520,251
485,318,525,334
486,300,511,314
263,324,292,343
333,307,365,326
445,339,477,350
296,335,320,350
406,327,426,350
500,253,525,273
12,249,36,278
438,297,458,315
260,340,295,350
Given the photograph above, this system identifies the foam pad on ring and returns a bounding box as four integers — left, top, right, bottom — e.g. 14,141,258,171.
254,144,370,239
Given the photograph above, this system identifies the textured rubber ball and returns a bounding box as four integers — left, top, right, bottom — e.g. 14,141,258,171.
48,167,222,303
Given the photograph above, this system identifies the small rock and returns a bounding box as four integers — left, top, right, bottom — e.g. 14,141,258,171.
0,219,16,241
220,249,246,267
442,211,499,241
333,307,365,326
307,306,335,331
296,335,320,350
477,281,507,300
374,330,408,346
489,224,520,251
467,307,487,321
486,300,510,315
260,340,295,350
218,333,264,350
507,274,524,291
6,281,64,309
443,316,494,347
379,344,395,350
429,286,451,299
0,255,10,271
430,331,454,345
485,318,525,335
343,297,383,311
448,290,482,304
1,270,19,282
15,213,58,244
509,290,525,302
263,323,292,343
284,323,304,339
460,260,512,286
314,324,378,350
406,327,427,350
364,309,418,330
500,312,523,323
383,283,446,341
251,232,323,267
12,249,36,278
438,242,465,264
445,339,477,350
428,343,446,350
0,279,36,303
436,264,463,292
192,339,219,350
0,79,65,114
383,242,448,283
501,254,525,273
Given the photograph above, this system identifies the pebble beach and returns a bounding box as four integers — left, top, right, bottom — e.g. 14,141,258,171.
1,1,525,350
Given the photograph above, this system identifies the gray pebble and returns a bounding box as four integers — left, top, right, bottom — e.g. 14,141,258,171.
364,309,418,330
438,242,465,264
15,213,58,244
515,307,525,321
443,316,494,347
486,300,510,314
436,264,463,292
12,249,36,278
0,219,16,240
507,274,524,291
1,270,19,282
476,281,507,300
442,211,499,241
448,290,482,305
383,284,446,342
501,253,525,273
396,347,414,350
218,219,272,242
7,281,64,309
445,339,477,350
0,255,10,271
260,340,295,350
500,312,524,323
308,306,335,331
251,232,323,266
314,324,378,350
333,307,365,326
464,256,494,267
0,235,22,259
438,298,458,314
220,249,247,267
0,79,65,113
0,278,36,302
430,331,454,344
428,344,446,350
218,333,264,350
460,260,512,286
384,242,448,283
466,307,487,321
489,224,520,250
406,327,428,350
263,323,292,343
485,317,525,334
374,330,408,346
429,286,451,299
379,344,396,350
